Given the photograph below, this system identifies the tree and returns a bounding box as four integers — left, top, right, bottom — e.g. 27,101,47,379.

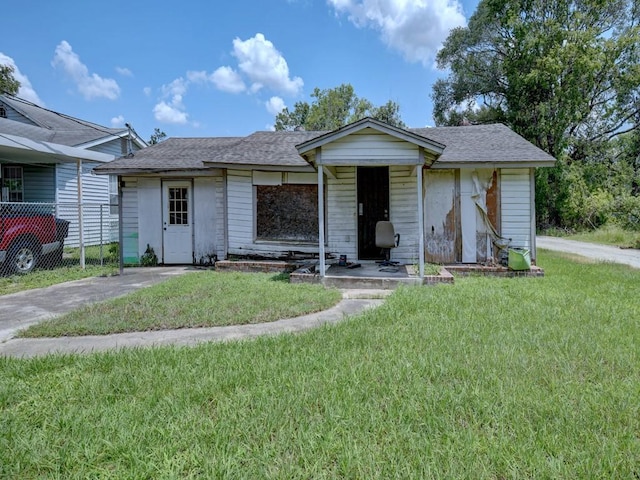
275,84,406,131
432,0,640,159
0,64,20,95
148,128,167,145
433,0,640,228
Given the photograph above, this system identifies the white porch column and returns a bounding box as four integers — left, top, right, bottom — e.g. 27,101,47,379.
77,158,85,269
417,162,425,278
317,152,326,277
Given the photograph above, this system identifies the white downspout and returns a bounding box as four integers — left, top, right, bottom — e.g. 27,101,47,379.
417,156,425,279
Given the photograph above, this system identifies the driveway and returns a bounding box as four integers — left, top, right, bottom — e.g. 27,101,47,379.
537,236,640,269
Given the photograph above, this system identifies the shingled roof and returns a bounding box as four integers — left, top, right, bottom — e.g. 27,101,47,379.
94,120,556,174
0,94,129,147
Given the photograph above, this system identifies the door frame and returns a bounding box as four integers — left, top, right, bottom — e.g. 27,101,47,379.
356,166,390,260
162,179,194,264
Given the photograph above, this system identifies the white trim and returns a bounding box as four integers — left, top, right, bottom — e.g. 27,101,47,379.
0,132,114,163
318,154,326,277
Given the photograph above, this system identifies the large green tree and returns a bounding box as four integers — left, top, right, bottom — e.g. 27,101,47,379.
433,0,640,228
275,84,406,131
433,0,640,160
0,64,20,95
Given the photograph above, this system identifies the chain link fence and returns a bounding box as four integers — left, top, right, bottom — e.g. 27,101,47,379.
0,202,120,275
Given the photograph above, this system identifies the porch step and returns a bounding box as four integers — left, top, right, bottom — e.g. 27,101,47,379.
322,275,423,290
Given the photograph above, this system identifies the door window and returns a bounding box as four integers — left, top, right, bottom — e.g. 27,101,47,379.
168,187,189,225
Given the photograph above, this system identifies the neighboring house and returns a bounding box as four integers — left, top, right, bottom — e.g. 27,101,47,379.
0,94,146,245
94,118,555,275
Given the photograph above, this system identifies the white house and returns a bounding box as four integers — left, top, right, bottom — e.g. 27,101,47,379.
94,118,556,275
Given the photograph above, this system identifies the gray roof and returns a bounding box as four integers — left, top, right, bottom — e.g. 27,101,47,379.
95,122,556,174
0,94,128,147
410,123,555,164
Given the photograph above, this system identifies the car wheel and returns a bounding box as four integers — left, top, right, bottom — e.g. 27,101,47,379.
7,242,39,274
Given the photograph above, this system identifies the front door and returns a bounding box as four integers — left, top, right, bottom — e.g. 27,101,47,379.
162,180,193,264
357,166,390,260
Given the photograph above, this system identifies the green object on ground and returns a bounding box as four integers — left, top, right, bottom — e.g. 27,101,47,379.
508,248,531,270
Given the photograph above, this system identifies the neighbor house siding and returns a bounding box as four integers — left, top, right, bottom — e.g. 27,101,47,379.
326,166,357,259
322,130,419,165
55,161,112,247
89,138,125,157
0,104,36,125
389,165,418,264
501,168,532,250
22,165,56,203
121,177,139,264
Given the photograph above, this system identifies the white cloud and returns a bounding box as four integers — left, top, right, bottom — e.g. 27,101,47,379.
232,33,303,96
116,66,133,77
265,96,286,115
0,53,44,105
52,40,120,100
154,101,188,124
327,0,466,65
153,77,189,124
143,86,152,96
211,67,246,93
110,115,125,127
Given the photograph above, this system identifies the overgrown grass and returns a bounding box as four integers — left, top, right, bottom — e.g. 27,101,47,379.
0,265,118,296
2,251,639,478
565,224,640,249
20,271,342,337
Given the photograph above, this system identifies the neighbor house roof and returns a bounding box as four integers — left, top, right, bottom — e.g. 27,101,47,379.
0,94,146,149
94,119,556,175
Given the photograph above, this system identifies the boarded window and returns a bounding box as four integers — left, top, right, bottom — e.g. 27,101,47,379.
256,184,318,241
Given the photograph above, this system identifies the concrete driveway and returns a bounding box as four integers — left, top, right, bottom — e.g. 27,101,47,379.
537,236,640,269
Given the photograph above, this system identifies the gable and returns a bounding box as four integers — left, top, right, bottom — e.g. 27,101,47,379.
0,100,38,126
320,128,421,166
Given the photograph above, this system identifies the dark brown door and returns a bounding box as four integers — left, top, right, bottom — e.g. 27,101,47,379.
357,166,389,260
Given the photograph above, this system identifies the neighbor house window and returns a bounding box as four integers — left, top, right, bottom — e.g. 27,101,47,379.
0,106,6,118
1,166,23,202
256,184,319,241
109,175,118,214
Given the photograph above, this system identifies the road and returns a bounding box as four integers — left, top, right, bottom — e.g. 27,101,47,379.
536,236,640,269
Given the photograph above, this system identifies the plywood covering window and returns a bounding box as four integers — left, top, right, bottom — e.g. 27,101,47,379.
256,184,318,242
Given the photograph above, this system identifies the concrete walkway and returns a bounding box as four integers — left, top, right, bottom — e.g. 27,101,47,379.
0,267,386,358
537,236,640,269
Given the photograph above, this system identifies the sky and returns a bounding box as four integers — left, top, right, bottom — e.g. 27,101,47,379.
1,0,480,142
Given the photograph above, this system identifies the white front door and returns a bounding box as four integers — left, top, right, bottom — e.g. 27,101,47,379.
163,180,193,264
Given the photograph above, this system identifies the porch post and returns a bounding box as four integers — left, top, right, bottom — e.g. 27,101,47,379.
317,149,325,277
77,158,85,269
417,158,425,279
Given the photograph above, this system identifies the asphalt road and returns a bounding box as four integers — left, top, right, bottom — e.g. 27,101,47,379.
537,236,640,269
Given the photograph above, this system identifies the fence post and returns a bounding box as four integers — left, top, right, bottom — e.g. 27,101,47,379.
77,159,85,269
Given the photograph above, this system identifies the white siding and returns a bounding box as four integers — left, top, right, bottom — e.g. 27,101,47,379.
137,178,162,261
389,165,419,263
23,165,56,202
501,168,532,250
322,130,419,165
1,104,37,125
121,177,139,264
226,170,253,255
326,167,357,259
89,138,124,156
193,177,219,263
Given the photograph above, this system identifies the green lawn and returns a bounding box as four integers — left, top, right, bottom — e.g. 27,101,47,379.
20,271,342,337
1,251,639,478
0,265,118,296
556,224,640,249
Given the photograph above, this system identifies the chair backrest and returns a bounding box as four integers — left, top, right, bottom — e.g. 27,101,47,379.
375,221,397,248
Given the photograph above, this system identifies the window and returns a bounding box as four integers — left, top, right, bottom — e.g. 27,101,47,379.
1,166,23,202
256,184,318,241
0,106,6,118
109,175,118,214
168,187,189,225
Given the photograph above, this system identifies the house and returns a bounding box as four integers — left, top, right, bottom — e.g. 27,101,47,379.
0,94,146,245
94,118,555,276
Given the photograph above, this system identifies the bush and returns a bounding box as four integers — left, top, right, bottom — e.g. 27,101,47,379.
611,195,640,231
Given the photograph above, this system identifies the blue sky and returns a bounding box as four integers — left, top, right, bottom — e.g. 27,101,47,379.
2,0,480,141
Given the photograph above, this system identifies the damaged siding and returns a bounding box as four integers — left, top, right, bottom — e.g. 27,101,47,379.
424,169,459,263
194,177,220,264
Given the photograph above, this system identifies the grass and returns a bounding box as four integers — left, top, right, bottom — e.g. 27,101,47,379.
20,271,342,337
0,265,118,296
2,251,639,478
565,224,640,249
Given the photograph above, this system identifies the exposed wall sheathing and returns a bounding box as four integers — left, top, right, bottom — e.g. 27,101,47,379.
424,169,459,263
